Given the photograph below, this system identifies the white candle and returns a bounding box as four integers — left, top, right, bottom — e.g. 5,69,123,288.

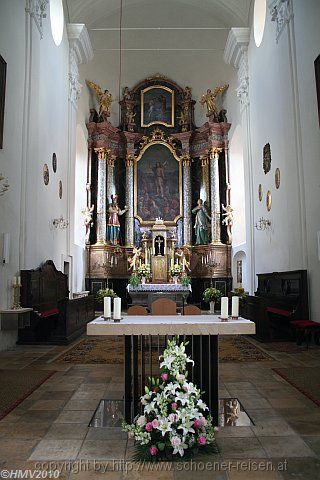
18,276,21,285
221,297,229,319
13,276,17,285
104,296,111,318
113,297,121,320
232,296,239,318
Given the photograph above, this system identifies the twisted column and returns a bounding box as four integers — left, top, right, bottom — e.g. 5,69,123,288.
94,147,109,244
125,155,135,246
210,148,223,244
182,155,192,246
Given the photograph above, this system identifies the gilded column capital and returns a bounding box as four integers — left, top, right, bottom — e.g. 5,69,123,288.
200,153,210,167
181,155,192,167
94,147,110,161
125,155,135,167
107,154,116,167
210,147,223,160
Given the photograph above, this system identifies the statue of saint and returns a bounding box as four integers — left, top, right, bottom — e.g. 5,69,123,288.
107,194,128,245
192,199,211,245
82,204,94,244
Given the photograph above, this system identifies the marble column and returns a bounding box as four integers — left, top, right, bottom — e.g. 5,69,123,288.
200,153,210,207
94,147,109,244
106,153,116,206
182,155,192,246
210,148,222,244
125,155,135,246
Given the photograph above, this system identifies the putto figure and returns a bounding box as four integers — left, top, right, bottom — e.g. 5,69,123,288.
128,247,143,272
107,194,128,245
82,204,94,244
192,199,211,245
86,80,113,121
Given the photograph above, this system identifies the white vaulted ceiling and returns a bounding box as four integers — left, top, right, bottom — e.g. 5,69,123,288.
65,0,252,53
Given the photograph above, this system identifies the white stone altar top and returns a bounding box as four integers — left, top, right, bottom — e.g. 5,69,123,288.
87,315,255,336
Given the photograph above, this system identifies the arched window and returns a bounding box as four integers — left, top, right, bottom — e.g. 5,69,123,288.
254,0,267,47
50,0,64,46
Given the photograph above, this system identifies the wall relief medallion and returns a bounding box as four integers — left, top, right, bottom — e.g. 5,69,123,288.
43,164,49,185
266,190,272,211
275,168,280,189
52,152,57,173
258,184,263,202
263,143,271,174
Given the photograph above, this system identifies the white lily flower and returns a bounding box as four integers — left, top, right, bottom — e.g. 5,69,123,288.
155,417,173,437
171,435,188,457
197,399,208,411
177,420,195,436
160,354,176,370
175,392,190,406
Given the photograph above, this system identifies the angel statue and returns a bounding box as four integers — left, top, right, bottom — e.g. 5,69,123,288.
86,80,113,121
123,86,132,100
222,204,234,245
82,204,95,243
175,247,191,272
177,105,190,130
200,85,229,119
128,247,143,272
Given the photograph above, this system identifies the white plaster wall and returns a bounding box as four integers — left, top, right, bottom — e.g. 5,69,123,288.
0,0,26,347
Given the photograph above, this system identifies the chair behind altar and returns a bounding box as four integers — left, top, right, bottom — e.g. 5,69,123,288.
151,298,177,315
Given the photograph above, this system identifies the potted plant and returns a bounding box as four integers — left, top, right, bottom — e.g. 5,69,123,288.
129,273,141,288
203,287,222,314
181,275,191,287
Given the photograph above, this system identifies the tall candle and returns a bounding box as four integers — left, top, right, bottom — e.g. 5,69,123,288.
221,297,229,319
13,276,17,286
104,296,111,318
113,297,121,320
18,276,21,285
232,296,239,318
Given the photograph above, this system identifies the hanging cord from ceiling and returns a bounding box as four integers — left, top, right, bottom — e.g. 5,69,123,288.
118,0,123,121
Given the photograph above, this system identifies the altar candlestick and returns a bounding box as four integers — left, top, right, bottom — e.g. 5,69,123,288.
104,296,111,318
221,297,229,319
113,297,121,320
232,296,239,318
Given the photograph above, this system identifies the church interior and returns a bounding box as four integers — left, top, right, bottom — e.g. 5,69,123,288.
0,0,320,478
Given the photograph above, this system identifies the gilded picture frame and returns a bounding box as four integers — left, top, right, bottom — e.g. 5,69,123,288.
134,141,182,226
141,85,175,128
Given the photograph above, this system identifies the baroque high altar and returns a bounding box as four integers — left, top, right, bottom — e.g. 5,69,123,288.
85,75,232,304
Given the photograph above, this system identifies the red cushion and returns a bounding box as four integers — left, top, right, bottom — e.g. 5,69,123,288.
39,308,59,318
267,307,292,316
291,320,320,328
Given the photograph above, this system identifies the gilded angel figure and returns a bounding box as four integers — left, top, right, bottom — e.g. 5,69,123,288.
86,80,113,121
200,85,229,117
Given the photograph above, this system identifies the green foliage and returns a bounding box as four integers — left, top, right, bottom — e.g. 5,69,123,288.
170,264,183,277
95,288,116,303
129,273,141,287
181,275,191,287
203,287,222,303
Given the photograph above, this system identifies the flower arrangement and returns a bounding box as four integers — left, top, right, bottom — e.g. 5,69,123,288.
170,264,183,278
96,288,117,303
203,287,222,304
129,273,141,287
137,263,151,279
122,338,218,461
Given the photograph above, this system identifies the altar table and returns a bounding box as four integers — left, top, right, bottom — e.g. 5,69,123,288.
87,315,255,425
127,283,191,309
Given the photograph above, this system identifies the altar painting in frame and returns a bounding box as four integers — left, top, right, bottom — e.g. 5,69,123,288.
141,85,174,127
135,143,182,225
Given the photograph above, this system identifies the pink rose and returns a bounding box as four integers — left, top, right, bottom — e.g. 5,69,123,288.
136,415,146,427
171,402,178,411
145,422,153,431
214,426,220,432
161,373,169,381
198,436,206,445
152,419,159,428
128,431,134,439
149,446,158,456
194,419,202,429
168,413,178,423
200,417,207,426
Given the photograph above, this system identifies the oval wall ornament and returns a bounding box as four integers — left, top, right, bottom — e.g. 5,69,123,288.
43,164,49,185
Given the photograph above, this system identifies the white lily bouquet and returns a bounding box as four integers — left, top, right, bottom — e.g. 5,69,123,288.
122,337,218,461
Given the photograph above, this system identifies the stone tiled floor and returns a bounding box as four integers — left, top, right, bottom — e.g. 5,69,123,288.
0,338,320,479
